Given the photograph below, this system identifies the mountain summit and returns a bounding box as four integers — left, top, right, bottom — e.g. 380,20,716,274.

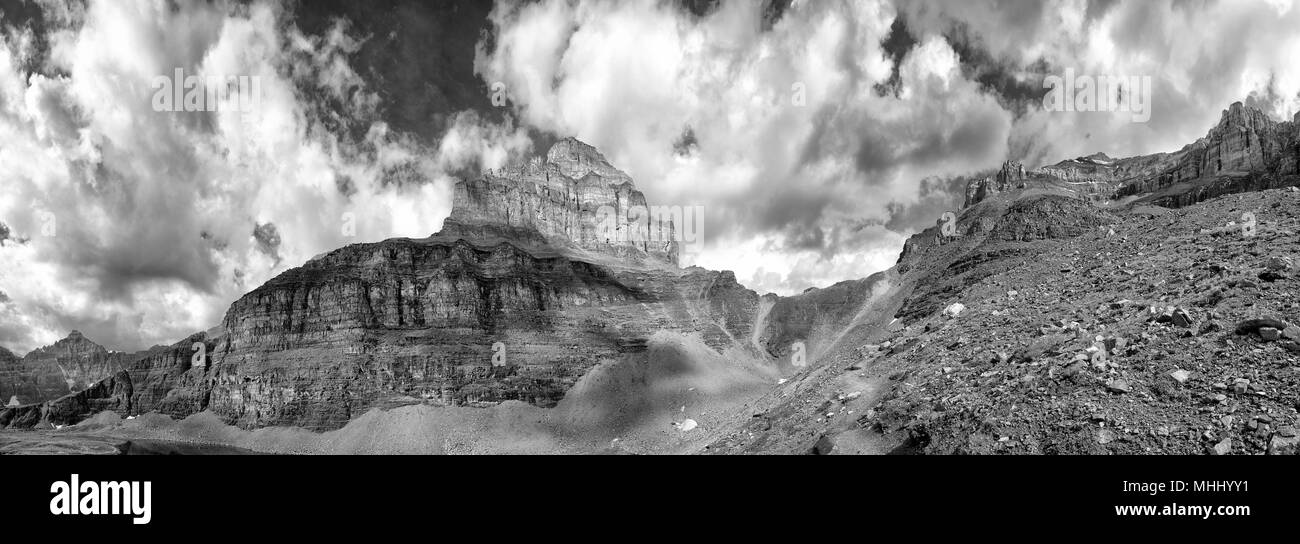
448,137,679,265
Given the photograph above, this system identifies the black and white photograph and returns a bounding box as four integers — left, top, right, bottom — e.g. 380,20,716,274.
0,0,1296,531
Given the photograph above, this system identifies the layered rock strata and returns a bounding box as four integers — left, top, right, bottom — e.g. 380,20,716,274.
2,139,782,431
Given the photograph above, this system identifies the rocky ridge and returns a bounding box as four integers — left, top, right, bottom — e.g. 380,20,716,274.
0,331,125,408
965,103,1300,209
702,103,1300,456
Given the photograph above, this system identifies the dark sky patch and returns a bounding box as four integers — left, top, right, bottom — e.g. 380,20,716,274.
679,0,721,18
672,126,698,157
873,15,917,98
253,222,281,263
287,0,498,145
760,0,793,31
943,22,1052,116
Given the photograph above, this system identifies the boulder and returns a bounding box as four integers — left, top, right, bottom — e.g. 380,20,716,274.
1212,438,1232,456
1236,317,1292,335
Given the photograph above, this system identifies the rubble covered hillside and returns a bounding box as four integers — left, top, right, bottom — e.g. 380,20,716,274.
705,101,1300,455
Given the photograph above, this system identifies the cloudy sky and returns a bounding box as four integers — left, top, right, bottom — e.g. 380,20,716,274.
1,0,1299,354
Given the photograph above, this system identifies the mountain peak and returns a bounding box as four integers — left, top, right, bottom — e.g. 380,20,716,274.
545,137,628,181
450,138,678,265
25,330,106,358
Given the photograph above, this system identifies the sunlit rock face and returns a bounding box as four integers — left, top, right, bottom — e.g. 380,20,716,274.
451,137,680,266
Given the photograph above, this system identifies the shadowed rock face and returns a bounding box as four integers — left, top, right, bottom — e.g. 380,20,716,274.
0,346,33,407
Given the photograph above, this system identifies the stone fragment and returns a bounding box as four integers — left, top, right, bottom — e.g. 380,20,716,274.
1169,369,1191,384
1236,317,1292,335
1212,438,1232,456
812,434,835,455
1268,434,1300,455
1265,256,1293,271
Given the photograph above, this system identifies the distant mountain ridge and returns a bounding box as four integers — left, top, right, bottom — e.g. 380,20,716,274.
0,331,126,407
966,102,1300,209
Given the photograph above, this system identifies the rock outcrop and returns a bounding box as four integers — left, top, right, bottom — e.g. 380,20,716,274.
998,160,1027,188
453,137,679,265
963,160,1027,207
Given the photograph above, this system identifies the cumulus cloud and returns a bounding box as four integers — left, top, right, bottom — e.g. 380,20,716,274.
5,0,1300,353
0,0,530,353
474,0,1013,295
899,0,1300,166
474,0,1300,297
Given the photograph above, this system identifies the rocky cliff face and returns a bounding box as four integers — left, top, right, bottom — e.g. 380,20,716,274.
0,346,30,407
1109,102,1299,204
965,103,1300,210
452,137,679,265
1,139,778,431
0,332,125,407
